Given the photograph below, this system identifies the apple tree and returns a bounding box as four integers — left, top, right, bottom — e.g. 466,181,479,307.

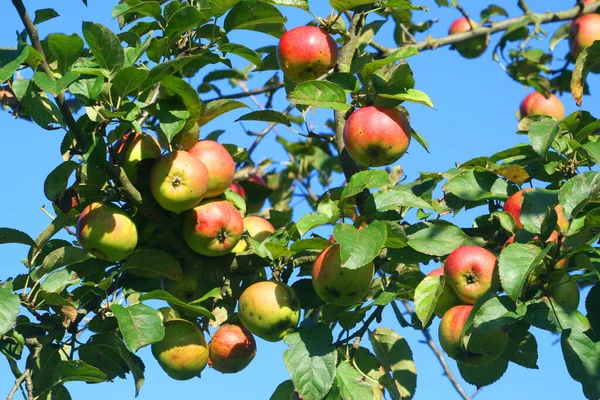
1,0,600,399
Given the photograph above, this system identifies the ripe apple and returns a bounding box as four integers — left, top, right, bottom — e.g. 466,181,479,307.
569,13,600,58
188,141,235,198
276,25,338,83
238,281,300,342
182,199,244,256
426,268,463,318
439,305,508,366
342,106,411,167
555,204,569,233
444,246,500,304
312,245,374,307
229,182,247,201
114,133,162,183
149,150,209,213
519,92,565,120
448,18,488,59
76,202,138,262
151,319,208,380
545,272,580,310
503,188,532,230
208,324,257,373
232,216,276,253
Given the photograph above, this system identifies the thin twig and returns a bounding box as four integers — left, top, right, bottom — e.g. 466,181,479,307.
40,206,76,236
333,306,384,347
6,370,29,400
204,82,285,103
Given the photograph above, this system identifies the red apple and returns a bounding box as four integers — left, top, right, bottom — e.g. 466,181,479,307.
232,216,276,253
438,305,508,365
114,133,162,183
448,18,488,59
151,319,208,380
343,106,411,167
76,202,138,262
182,199,244,256
208,324,256,374
229,182,247,201
519,92,565,120
150,150,209,213
503,188,532,230
277,25,338,83
426,268,464,318
569,13,600,58
188,141,235,198
312,244,374,307
444,246,500,304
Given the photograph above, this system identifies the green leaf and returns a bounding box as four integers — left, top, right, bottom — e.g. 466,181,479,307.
525,297,591,333
283,323,337,400
335,361,374,400
378,89,434,108
33,71,79,96
236,110,291,126
139,290,214,319
52,360,108,385
520,189,559,234
219,43,264,67
330,0,377,12
471,295,525,334
561,329,600,399
499,243,549,302
28,214,77,266
341,170,390,200
224,2,287,37
198,99,249,126
112,0,163,22
47,33,84,74
369,328,417,399
334,221,387,270
44,160,78,201
33,8,60,24
140,55,202,91
288,81,349,111
270,380,297,400
360,48,419,81
443,169,508,201
264,0,309,9
111,67,148,98
504,324,538,369
165,6,204,44
0,282,19,336
121,249,183,280
413,275,443,327
559,171,600,219
367,186,432,213
457,357,508,388
0,46,29,83
527,118,561,156
69,76,104,104
0,228,36,247
38,246,92,276
41,269,80,293
480,5,508,23
407,222,480,257
156,100,189,141
296,213,332,236
111,303,165,353
571,41,600,106
82,22,124,76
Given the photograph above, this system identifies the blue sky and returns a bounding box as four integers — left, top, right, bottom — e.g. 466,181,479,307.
0,0,598,399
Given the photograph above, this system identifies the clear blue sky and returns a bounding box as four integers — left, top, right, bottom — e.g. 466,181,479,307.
0,0,597,399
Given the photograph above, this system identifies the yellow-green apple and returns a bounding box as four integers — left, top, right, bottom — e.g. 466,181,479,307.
76,202,138,262
232,216,276,253
438,305,508,365
151,319,208,380
229,182,247,201
444,246,500,304
312,244,374,307
114,133,162,183
569,13,600,58
503,188,532,230
150,150,209,213
188,141,235,198
238,281,300,342
182,199,244,256
208,324,256,373
545,272,580,310
343,106,411,167
448,18,488,58
519,92,565,120
426,268,464,317
172,123,200,151
277,25,338,83
555,204,569,233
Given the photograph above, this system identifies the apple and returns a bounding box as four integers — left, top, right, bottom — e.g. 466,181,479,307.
232,216,276,253
238,281,300,342
438,305,508,366
312,244,374,306
569,13,600,59
519,92,565,120
151,319,208,380
114,133,162,183
426,268,464,318
182,199,244,256
503,188,532,230
208,324,257,373
229,182,247,201
172,123,200,151
555,204,569,233
188,141,235,198
76,202,138,262
448,18,488,59
342,106,411,167
545,272,580,310
150,150,209,213
276,25,338,83
444,246,500,304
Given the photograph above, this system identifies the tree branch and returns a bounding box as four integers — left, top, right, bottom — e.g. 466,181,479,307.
6,370,29,400
204,82,285,103
333,305,384,346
